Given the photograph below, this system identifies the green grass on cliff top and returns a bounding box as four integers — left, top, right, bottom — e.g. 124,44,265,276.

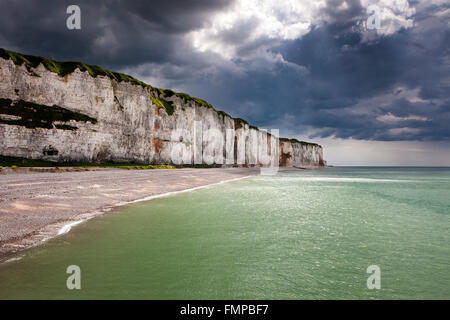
0,155,208,170
289,138,320,147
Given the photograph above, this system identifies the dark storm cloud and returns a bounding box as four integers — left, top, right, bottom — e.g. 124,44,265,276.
0,0,233,67
179,2,450,142
323,0,364,24
282,4,450,141
0,0,449,142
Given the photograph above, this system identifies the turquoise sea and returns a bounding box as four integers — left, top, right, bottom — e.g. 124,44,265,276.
0,167,449,299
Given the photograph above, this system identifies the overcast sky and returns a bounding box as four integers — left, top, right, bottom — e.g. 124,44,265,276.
1,0,449,165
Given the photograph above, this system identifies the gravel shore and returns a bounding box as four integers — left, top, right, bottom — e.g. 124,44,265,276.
0,167,258,258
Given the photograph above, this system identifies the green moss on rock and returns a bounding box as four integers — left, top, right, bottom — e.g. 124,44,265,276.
217,110,231,118
173,92,213,108
0,98,97,130
0,48,152,89
289,138,320,147
150,96,175,116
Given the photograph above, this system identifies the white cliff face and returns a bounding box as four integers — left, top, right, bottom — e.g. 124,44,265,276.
0,57,324,167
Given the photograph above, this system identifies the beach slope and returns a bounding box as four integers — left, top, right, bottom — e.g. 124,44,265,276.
0,168,258,257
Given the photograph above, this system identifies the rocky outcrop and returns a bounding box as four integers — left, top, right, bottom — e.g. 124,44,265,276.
0,49,324,167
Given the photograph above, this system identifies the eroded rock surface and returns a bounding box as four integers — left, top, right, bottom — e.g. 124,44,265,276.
0,56,324,167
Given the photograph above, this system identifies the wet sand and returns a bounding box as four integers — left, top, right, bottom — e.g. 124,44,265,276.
0,167,259,258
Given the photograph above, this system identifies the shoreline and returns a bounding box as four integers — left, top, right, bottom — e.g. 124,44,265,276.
57,174,253,237
0,167,260,260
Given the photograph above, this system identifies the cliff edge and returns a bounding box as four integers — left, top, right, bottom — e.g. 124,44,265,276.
0,48,324,167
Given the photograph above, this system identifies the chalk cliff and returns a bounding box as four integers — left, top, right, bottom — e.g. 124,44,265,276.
0,49,324,167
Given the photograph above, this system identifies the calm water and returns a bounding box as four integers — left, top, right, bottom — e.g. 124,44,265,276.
1,167,449,299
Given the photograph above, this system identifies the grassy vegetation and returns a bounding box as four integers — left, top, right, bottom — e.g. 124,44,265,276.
0,48,150,89
217,110,231,119
0,156,177,170
176,163,217,169
289,138,320,147
150,95,175,116
0,98,97,130
0,156,60,167
0,156,219,170
0,155,177,169
120,164,177,170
